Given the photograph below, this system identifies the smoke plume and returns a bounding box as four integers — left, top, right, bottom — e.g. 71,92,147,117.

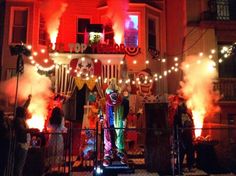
107,0,129,44
179,55,220,137
40,0,68,48
0,65,53,131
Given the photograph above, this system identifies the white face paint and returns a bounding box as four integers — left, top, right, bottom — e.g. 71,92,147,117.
136,71,153,96
76,58,94,79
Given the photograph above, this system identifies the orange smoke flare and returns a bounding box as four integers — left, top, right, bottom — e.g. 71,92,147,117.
107,0,128,45
40,0,68,49
26,114,45,132
180,55,220,137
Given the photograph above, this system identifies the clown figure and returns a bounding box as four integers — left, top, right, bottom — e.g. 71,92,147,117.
103,79,129,166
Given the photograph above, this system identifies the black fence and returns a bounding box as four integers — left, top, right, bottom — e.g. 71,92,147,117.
2,120,236,176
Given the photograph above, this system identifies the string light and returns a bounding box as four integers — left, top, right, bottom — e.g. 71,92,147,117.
161,58,166,63
133,60,137,64
44,59,48,63
211,49,216,54
41,49,46,53
26,43,233,83
27,45,32,50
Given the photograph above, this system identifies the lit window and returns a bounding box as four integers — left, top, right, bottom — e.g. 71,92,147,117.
148,18,156,49
124,15,138,47
76,18,90,43
11,9,28,43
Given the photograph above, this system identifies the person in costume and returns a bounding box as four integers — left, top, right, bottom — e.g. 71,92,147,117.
103,79,129,166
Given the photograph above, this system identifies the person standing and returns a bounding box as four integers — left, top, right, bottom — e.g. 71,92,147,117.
173,101,195,173
47,107,67,172
13,106,30,176
0,110,11,176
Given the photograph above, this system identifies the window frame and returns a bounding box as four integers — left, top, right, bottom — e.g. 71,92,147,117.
39,14,47,45
147,16,158,50
124,13,140,48
9,7,29,44
76,17,91,44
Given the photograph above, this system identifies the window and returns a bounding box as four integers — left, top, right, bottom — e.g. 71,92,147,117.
208,0,236,20
39,14,47,45
76,18,90,43
104,22,114,45
148,18,156,49
11,9,28,43
124,15,138,47
216,0,230,20
6,68,16,79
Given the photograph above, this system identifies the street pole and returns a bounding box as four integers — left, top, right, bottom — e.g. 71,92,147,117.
14,54,23,117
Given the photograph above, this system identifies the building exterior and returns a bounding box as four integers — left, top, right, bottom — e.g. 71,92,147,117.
0,0,235,131
0,0,235,128
185,0,236,169
0,0,236,174
186,0,236,133
0,0,173,114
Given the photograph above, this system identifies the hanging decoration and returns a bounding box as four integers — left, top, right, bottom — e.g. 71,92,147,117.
125,47,140,56
74,77,97,90
69,57,102,90
135,69,158,103
148,48,160,59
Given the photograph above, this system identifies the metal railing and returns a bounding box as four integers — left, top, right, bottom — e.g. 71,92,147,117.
2,120,236,176
174,124,236,175
201,0,236,21
214,78,236,101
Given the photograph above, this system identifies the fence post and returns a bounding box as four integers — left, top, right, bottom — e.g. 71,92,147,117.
176,125,181,175
68,121,72,176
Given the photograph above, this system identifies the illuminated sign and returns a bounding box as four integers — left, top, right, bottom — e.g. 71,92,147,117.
48,42,140,56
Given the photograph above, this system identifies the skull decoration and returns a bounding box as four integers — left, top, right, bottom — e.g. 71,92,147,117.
136,70,153,97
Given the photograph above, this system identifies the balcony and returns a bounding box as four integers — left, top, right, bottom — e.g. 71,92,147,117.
214,78,236,101
200,0,236,41
201,0,236,21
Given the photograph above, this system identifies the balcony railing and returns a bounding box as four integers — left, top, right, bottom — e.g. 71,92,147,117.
201,0,236,21
214,78,236,101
